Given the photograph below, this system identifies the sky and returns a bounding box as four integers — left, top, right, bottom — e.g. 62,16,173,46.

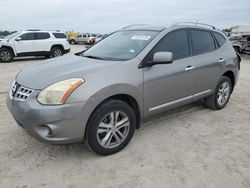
0,0,249,33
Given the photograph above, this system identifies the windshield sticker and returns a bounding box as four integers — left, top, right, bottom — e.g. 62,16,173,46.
129,49,135,53
131,36,151,40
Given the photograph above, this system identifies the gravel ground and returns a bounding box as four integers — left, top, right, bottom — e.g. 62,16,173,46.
0,46,249,188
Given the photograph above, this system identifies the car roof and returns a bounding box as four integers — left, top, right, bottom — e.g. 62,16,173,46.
21,30,63,33
120,22,223,34
121,24,166,31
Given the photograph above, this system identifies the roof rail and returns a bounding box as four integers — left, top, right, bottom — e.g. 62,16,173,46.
26,29,41,31
173,22,216,30
121,24,148,30
26,29,61,32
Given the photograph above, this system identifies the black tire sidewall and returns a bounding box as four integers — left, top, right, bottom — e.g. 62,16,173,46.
86,100,136,155
213,76,232,109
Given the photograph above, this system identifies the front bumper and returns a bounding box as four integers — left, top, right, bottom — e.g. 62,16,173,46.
6,89,86,144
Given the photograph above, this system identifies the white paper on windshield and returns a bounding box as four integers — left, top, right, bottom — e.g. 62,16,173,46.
131,36,151,40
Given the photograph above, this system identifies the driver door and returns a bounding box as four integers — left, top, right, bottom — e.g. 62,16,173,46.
15,32,36,54
143,29,195,116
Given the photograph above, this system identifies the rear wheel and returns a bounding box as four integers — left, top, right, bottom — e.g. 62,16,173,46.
69,40,76,45
86,99,136,155
205,76,232,110
0,48,14,63
51,47,63,57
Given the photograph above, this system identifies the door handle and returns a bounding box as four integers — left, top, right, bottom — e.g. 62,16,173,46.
218,58,225,63
185,65,195,71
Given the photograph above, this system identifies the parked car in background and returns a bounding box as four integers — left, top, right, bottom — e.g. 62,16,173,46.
95,34,109,43
229,25,250,53
0,30,70,63
6,23,240,155
230,34,249,53
69,33,96,45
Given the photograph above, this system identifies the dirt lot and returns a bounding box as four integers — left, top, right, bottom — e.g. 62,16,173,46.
0,46,249,188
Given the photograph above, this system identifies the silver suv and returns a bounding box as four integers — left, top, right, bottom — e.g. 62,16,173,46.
6,23,240,155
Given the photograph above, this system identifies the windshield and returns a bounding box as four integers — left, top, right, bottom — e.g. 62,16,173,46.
82,30,159,61
5,32,21,40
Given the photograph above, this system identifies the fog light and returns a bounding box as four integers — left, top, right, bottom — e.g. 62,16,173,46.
36,125,53,138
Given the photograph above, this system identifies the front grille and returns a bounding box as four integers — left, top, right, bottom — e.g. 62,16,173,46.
10,82,34,101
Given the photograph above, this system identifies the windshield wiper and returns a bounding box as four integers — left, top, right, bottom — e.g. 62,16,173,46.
82,55,105,60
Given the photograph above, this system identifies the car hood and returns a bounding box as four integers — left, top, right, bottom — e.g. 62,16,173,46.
16,55,120,89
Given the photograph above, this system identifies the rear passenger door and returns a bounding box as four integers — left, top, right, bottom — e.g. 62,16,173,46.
143,29,196,116
34,32,51,52
189,29,222,98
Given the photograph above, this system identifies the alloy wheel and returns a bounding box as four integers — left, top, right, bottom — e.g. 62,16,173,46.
0,50,12,62
217,81,230,106
53,49,63,57
97,111,130,149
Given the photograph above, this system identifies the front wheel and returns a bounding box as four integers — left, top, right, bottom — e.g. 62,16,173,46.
86,100,136,155
205,76,232,110
0,48,14,63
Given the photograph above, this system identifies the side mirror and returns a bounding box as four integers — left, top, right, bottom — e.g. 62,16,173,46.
15,37,21,41
144,52,173,67
153,52,173,64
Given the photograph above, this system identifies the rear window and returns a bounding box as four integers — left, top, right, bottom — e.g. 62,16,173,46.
53,33,67,39
214,32,226,47
36,32,50,40
191,30,216,55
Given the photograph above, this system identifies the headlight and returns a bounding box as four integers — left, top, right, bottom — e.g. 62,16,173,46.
37,78,84,105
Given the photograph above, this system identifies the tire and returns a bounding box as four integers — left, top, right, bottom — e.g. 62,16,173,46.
0,48,14,63
86,99,136,155
205,76,232,110
51,47,63,57
69,40,76,45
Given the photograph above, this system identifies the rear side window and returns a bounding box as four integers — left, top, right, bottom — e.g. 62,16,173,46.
36,32,50,40
214,32,226,47
147,29,190,60
190,30,215,55
19,33,35,40
53,33,67,39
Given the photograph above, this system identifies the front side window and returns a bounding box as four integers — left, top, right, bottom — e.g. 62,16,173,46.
36,32,50,40
145,29,190,61
19,33,35,40
191,30,215,55
82,30,159,61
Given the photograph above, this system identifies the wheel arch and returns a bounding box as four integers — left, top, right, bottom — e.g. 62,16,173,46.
83,93,142,141
1,46,15,56
222,71,235,92
51,44,64,52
